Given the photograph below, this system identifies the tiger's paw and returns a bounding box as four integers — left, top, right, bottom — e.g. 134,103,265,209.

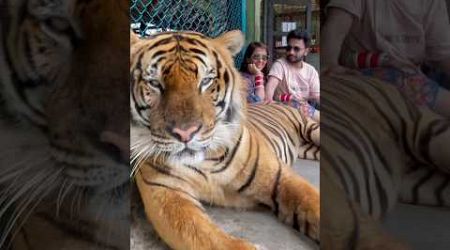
294,206,320,241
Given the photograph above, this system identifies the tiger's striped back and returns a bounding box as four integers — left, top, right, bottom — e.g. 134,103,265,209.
247,103,320,164
321,73,450,219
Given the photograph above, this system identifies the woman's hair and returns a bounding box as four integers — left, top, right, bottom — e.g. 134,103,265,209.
239,42,270,75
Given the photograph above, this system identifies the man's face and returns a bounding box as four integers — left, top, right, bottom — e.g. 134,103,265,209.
286,38,308,64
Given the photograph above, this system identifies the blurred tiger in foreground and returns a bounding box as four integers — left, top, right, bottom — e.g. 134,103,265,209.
321,74,450,249
0,0,129,249
130,30,320,249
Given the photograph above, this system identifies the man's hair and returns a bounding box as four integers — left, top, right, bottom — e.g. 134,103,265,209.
287,29,310,47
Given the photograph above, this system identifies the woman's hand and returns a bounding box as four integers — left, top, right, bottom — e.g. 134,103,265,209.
248,63,263,76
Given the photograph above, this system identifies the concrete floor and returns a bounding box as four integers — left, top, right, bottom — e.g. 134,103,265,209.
384,204,450,249
131,157,450,250
131,159,320,250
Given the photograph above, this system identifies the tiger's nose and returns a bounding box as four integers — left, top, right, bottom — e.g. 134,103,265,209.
171,123,202,142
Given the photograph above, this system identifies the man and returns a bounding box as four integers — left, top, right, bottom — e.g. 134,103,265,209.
265,29,320,121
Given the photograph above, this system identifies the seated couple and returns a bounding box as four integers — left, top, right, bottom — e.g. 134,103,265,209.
240,30,320,121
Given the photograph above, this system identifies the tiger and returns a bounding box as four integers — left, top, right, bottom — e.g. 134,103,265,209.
320,74,450,249
130,30,321,250
0,0,129,249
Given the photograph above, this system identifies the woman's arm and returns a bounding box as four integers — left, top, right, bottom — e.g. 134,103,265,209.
321,7,355,74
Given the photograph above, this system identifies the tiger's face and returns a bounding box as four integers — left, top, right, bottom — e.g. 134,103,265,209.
130,31,245,166
0,0,129,247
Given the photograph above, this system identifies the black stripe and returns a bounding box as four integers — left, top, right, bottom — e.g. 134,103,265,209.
336,156,361,203
147,37,173,51
163,63,175,75
151,55,166,67
184,38,208,49
136,104,151,111
304,221,310,237
323,92,393,176
206,149,228,163
412,171,435,204
23,31,39,74
303,143,315,159
292,212,300,231
237,142,259,193
322,80,401,142
215,100,225,109
191,38,208,49
419,120,449,166
212,50,222,70
313,146,320,160
307,123,319,142
374,172,389,217
132,54,145,117
223,70,230,85
324,109,392,212
140,178,198,201
271,163,282,216
262,104,301,136
188,55,207,67
185,165,208,181
248,116,284,162
211,132,243,173
437,178,450,206
248,107,295,163
189,48,207,56
149,165,187,182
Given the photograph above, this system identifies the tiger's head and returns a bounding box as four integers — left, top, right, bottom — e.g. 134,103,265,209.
130,30,245,166
0,0,129,248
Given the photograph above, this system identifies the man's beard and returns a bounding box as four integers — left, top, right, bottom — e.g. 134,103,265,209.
287,55,305,63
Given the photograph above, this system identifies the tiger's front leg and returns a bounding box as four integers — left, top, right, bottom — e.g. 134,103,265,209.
275,165,320,240
135,172,257,250
321,169,409,250
240,159,320,241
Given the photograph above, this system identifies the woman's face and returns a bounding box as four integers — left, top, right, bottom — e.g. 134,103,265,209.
250,47,268,70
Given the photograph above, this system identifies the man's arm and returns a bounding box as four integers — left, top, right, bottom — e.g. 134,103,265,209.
308,68,320,104
265,76,281,102
309,93,320,104
424,0,450,86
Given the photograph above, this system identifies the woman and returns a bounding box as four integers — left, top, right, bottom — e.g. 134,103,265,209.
239,42,270,103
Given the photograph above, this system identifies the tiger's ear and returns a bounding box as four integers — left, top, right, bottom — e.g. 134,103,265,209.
130,30,140,45
214,30,244,56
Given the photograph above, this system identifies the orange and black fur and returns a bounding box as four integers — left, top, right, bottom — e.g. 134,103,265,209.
0,0,129,249
130,30,320,249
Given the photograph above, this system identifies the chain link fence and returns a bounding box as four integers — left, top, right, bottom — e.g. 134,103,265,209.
130,0,246,64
